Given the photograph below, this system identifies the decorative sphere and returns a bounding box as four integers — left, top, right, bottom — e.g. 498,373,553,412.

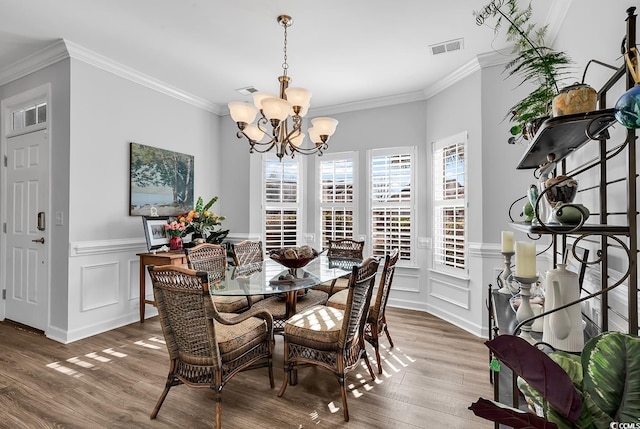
614,85,640,129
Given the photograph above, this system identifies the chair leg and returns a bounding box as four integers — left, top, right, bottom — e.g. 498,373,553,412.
214,391,222,429
150,384,171,419
362,349,376,380
373,343,383,375
338,374,350,422
268,338,275,388
382,316,394,348
369,324,383,374
278,339,291,397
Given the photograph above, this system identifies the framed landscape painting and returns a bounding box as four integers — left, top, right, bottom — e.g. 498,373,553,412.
130,142,194,216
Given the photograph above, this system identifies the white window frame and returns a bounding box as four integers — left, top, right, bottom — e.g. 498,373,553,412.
261,154,304,251
316,152,358,249
368,146,416,266
432,131,467,274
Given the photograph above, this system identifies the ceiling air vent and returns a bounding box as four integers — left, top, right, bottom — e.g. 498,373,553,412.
429,38,464,56
236,86,259,96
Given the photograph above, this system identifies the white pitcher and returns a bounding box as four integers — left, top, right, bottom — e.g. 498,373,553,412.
542,264,584,352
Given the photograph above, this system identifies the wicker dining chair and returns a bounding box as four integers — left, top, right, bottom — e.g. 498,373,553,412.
327,249,399,374
313,238,365,296
185,243,250,313
230,240,267,306
278,257,380,422
148,265,274,429
231,240,264,266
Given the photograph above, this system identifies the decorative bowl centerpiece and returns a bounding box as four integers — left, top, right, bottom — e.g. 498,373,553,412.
269,245,320,269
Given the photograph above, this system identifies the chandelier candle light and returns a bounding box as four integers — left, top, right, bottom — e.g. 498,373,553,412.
228,15,339,160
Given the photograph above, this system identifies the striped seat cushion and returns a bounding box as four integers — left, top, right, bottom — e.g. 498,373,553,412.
215,313,268,361
213,296,249,313
284,305,343,350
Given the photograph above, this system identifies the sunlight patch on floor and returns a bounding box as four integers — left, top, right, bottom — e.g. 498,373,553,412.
66,357,95,369
102,348,127,358
148,336,166,344
46,361,83,378
134,340,162,349
85,352,111,362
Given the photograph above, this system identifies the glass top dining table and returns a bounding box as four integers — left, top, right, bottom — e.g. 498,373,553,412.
207,255,362,318
208,255,361,297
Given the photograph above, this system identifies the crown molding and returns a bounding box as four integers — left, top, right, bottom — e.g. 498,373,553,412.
545,0,573,45
63,40,222,115
0,39,69,86
307,91,427,117
0,39,224,115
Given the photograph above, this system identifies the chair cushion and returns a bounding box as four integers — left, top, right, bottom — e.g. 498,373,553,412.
213,296,249,313
327,289,379,321
284,305,343,350
313,277,349,295
215,313,268,361
326,289,348,310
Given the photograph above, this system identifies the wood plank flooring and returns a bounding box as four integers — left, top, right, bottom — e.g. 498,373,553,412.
0,308,493,429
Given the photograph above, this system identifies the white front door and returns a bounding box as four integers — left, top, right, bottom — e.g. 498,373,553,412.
5,128,49,331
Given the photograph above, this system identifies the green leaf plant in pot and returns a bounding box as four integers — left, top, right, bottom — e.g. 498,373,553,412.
469,332,640,428
474,0,573,144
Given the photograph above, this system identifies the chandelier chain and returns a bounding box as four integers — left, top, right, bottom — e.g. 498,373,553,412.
282,21,289,76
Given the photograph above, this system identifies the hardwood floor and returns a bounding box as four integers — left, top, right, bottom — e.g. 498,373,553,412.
0,308,493,428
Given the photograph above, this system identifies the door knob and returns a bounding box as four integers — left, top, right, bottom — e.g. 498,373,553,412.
32,237,45,244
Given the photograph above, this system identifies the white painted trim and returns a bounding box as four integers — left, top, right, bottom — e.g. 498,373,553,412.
0,40,68,86
70,238,146,256
0,39,223,115
63,41,221,114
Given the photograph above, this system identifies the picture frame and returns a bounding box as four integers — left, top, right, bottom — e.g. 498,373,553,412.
130,142,194,216
142,216,173,251
563,244,589,291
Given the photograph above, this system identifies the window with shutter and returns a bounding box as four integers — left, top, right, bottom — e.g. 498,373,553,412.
433,132,467,272
319,155,356,248
370,149,414,263
263,157,300,251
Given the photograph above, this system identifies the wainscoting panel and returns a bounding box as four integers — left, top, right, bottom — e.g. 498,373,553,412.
430,276,470,310
80,261,119,311
128,258,139,301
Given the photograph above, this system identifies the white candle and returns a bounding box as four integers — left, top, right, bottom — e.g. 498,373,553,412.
501,231,514,253
515,241,537,278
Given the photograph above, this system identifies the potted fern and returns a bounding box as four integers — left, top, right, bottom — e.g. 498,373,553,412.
474,0,573,143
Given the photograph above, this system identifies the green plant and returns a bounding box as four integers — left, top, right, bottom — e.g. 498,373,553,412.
474,0,573,142
177,196,228,242
469,332,640,429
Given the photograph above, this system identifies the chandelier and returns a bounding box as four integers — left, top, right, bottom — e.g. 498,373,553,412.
228,15,338,160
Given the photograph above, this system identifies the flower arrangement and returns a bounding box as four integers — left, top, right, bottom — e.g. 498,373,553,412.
164,220,187,237
177,196,229,244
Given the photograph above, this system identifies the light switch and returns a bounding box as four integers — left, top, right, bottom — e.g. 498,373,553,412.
55,211,64,226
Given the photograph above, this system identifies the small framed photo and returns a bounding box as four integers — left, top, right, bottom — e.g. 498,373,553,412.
142,216,173,251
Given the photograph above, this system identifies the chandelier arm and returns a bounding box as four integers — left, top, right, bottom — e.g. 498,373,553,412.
247,140,278,154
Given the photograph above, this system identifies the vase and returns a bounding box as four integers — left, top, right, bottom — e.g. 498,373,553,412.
552,83,597,117
542,264,584,352
614,84,640,129
169,235,183,251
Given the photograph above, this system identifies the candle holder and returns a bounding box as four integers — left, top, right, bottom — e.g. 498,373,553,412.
497,251,517,294
514,275,538,344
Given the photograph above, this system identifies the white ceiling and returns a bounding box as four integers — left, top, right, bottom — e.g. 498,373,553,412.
0,0,566,113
